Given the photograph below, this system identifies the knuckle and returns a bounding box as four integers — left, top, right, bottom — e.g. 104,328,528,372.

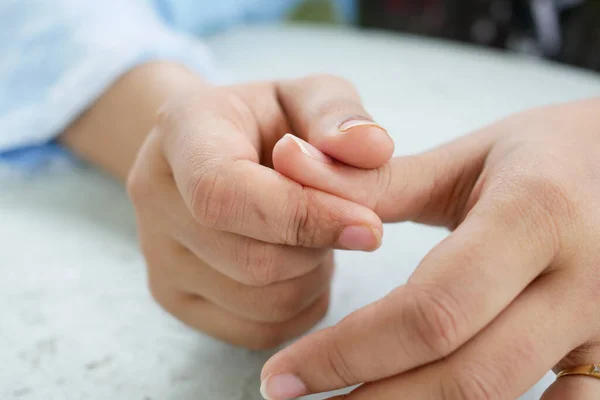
189,166,236,229
402,284,465,359
489,170,579,253
442,361,504,400
370,163,394,209
515,173,577,222
236,239,281,286
283,189,317,246
284,189,343,248
324,325,359,387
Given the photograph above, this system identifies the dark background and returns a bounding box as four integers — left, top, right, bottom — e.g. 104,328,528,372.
358,0,600,71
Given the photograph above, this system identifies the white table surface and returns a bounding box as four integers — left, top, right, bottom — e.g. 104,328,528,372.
2,24,600,400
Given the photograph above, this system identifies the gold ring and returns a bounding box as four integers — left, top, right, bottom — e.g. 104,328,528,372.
557,364,600,380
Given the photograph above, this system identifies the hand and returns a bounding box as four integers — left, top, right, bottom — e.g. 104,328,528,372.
261,98,600,398
126,73,394,349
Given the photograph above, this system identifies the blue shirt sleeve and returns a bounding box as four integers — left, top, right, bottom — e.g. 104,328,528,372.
0,0,358,170
0,0,223,168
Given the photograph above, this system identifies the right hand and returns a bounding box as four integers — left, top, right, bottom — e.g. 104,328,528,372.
126,75,394,349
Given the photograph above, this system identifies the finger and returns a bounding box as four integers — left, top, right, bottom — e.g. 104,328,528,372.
157,92,383,250
276,74,394,169
150,277,331,350
327,271,594,400
183,228,330,287
150,240,334,323
260,188,561,396
272,131,494,225
136,161,330,286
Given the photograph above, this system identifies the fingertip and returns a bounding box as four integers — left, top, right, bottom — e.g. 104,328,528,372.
260,351,296,396
316,124,395,169
272,134,295,172
273,133,332,178
278,134,331,162
260,373,308,400
349,206,384,247
260,319,364,397
337,225,377,252
260,333,306,380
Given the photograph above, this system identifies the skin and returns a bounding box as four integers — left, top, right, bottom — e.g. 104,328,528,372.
59,62,394,349
59,61,600,398
262,98,600,399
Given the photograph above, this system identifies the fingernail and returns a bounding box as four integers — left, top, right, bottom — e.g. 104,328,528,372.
338,225,381,251
284,134,331,163
260,374,307,400
338,119,387,134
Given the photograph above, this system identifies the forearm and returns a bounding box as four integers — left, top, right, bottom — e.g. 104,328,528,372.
59,62,208,181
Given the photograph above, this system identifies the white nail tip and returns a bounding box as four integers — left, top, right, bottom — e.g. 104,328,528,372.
260,379,270,399
285,133,311,157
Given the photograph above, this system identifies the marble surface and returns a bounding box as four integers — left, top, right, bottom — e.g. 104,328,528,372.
2,24,600,400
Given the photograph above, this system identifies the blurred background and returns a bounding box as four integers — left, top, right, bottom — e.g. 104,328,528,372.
291,0,600,72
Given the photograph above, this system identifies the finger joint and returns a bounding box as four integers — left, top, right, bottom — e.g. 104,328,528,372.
402,284,465,360
190,166,237,230
236,239,280,286
325,325,359,387
442,361,504,400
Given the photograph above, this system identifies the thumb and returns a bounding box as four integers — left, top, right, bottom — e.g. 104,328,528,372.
276,75,394,169
272,131,494,226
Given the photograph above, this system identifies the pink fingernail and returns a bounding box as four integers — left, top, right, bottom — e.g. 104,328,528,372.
260,374,307,400
284,134,331,163
338,226,381,251
338,119,387,134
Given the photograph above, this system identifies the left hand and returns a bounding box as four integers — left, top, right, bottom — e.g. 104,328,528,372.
260,98,600,399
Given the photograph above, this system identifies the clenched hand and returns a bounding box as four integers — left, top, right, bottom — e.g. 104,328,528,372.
126,74,394,349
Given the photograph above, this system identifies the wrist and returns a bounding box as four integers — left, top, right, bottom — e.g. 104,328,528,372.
59,61,209,180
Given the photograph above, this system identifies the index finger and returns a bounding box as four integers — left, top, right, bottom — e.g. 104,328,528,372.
260,189,558,399
159,89,383,250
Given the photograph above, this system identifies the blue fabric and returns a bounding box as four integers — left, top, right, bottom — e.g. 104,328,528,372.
0,0,356,169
